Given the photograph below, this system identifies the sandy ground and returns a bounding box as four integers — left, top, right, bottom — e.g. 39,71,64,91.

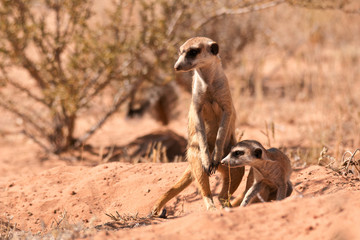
1,120,360,240
0,86,359,239
1,3,360,239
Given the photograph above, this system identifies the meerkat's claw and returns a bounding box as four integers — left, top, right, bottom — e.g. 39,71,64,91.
209,161,219,175
149,208,167,219
159,209,167,218
203,165,212,176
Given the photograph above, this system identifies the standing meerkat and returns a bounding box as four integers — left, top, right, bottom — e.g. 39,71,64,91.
221,140,293,207
151,37,247,216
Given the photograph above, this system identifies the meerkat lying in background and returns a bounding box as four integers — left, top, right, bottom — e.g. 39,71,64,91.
151,37,249,216
221,140,293,207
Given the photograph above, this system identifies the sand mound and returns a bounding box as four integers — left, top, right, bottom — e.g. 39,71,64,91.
1,161,360,239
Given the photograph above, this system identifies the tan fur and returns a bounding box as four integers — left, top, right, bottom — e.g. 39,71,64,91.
221,140,293,207
151,37,247,215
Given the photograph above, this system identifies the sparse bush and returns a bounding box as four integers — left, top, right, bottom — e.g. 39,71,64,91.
0,0,142,153
0,0,269,155
2,0,358,159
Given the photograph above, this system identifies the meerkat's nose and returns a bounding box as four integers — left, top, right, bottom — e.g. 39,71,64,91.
174,57,183,71
174,63,181,71
221,155,229,165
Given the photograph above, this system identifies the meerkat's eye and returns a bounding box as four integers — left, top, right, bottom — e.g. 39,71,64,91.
186,48,201,58
232,150,245,157
254,148,262,159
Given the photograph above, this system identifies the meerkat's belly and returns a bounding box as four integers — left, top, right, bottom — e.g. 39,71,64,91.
202,101,222,151
187,100,234,155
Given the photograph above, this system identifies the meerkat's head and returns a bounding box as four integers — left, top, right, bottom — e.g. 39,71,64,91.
174,37,219,72
221,140,265,168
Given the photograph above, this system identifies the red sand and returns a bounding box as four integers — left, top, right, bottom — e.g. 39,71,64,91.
2,149,360,239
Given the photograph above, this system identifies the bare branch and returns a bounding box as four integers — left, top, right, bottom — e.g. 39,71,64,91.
75,77,143,147
77,68,106,107
8,80,48,106
5,1,48,89
6,28,48,89
285,0,360,14
166,8,184,37
78,70,114,108
195,0,285,30
0,97,48,137
78,58,135,108
53,0,67,85
22,129,51,153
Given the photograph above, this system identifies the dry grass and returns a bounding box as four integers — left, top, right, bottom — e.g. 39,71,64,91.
1,208,164,239
0,211,93,240
318,147,360,178
100,212,159,230
0,216,18,240
227,4,360,168
0,210,161,239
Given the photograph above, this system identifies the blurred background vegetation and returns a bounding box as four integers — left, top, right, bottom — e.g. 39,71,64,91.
0,0,359,166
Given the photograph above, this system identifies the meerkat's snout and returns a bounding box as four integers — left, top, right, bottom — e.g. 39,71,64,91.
221,145,245,166
221,153,241,167
174,48,200,72
174,56,185,71
220,154,230,165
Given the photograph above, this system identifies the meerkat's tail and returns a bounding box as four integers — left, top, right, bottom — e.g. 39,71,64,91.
151,165,193,216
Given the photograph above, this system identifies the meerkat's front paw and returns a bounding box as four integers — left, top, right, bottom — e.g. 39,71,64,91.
202,163,211,176
201,155,212,175
206,151,221,175
202,161,219,175
208,161,219,175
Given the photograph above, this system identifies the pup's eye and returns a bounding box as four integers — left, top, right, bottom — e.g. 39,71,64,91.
232,150,244,157
186,48,200,58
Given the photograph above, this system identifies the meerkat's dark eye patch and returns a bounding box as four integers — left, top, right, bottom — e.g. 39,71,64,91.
232,150,245,158
210,43,219,55
186,48,201,58
254,148,262,159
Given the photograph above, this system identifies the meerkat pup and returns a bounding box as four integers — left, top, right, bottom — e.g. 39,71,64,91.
221,140,293,207
151,37,247,216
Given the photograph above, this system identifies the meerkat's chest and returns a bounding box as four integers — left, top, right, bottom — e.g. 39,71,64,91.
202,99,222,147
202,99,222,124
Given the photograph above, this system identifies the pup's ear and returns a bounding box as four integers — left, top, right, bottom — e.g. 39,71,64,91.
210,42,219,55
254,148,262,159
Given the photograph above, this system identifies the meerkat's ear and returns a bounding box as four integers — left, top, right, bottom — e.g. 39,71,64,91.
254,148,262,159
210,42,219,55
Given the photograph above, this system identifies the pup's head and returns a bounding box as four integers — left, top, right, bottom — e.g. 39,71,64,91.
221,140,265,168
174,37,219,72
